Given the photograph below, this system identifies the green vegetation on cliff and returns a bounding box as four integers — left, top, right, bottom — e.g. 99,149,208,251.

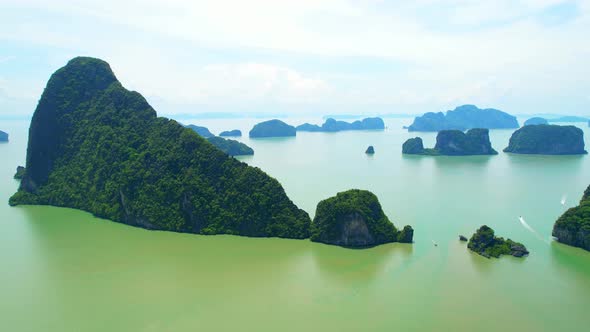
468,225,529,258
503,125,586,155
206,136,253,156
553,185,590,251
9,57,310,239
310,189,413,247
185,125,214,138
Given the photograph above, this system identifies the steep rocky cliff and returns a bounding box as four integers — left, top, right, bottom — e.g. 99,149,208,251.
10,57,310,239
310,189,413,247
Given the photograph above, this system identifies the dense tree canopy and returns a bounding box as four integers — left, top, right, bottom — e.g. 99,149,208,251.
553,185,590,251
10,57,310,239
310,189,413,247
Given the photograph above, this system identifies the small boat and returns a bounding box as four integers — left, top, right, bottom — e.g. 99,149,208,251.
432,240,438,247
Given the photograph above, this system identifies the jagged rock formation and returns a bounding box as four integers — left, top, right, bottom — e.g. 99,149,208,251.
468,225,529,258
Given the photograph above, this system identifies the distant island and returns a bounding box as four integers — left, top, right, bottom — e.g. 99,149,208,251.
249,119,296,138
523,117,548,126
468,225,529,258
553,186,590,252
310,189,413,247
503,125,586,155
186,125,253,156
185,124,214,138
206,136,253,156
0,130,8,142
402,129,497,156
547,116,588,123
408,105,518,132
296,117,385,132
9,57,310,239
365,146,375,154
219,129,241,137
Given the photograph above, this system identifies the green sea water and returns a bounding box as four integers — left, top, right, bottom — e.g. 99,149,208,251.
1,118,589,331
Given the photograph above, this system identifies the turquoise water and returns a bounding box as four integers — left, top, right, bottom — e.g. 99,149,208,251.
1,118,589,331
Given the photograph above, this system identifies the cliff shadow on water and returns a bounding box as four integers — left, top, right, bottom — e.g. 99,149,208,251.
311,242,413,283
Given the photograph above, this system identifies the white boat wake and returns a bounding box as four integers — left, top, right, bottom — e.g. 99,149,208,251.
518,216,550,244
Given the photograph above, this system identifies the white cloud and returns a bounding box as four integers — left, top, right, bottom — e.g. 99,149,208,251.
1,0,589,114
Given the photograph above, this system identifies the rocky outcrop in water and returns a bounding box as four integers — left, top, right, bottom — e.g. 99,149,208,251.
552,186,590,251
365,146,375,154
503,125,586,155
468,225,528,258
402,137,425,154
0,130,8,142
310,189,413,247
408,105,518,132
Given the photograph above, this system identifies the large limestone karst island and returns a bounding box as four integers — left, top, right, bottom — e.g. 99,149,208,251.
9,57,310,239
249,119,296,138
503,125,586,155
552,186,590,251
402,129,497,156
310,189,413,247
408,105,518,132
468,225,529,258
0,130,8,142
296,117,385,132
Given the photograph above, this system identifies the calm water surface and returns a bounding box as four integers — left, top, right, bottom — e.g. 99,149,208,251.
1,117,589,331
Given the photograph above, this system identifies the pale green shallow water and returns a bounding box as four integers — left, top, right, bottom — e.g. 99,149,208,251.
1,118,590,332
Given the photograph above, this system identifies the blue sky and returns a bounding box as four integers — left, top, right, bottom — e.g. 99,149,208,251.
1,0,589,117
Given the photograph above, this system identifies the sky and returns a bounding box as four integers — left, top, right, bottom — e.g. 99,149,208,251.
1,0,589,118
